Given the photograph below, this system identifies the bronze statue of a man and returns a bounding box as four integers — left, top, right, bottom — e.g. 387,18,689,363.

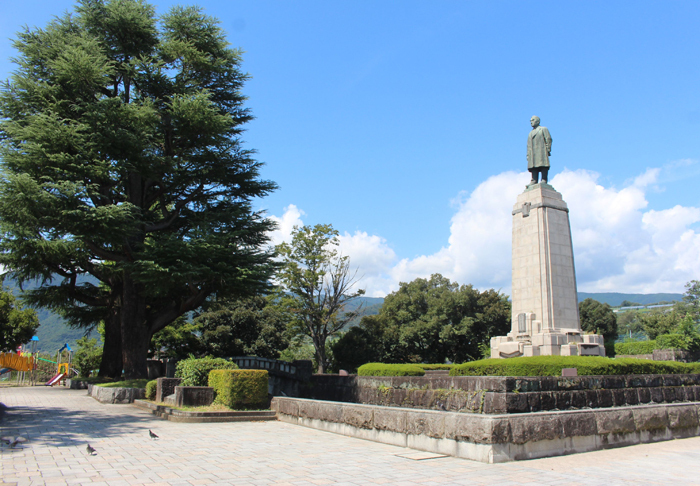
526,116,552,185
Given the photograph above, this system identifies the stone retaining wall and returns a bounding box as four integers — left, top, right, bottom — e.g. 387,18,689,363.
272,396,700,463
90,385,146,404
306,374,700,414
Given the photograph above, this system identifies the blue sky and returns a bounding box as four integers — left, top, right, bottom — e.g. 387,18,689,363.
2,1,700,296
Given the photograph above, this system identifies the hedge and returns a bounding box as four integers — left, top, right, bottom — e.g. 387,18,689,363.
175,357,238,386
208,369,268,409
656,334,689,351
145,380,157,400
615,340,656,355
416,364,455,371
449,356,700,377
357,363,425,376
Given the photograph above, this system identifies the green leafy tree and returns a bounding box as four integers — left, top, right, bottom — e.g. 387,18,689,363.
332,274,510,370
74,336,103,377
616,310,645,337
276,224,365,373
0,288,40,352
578,298,618,342
0,0,277,378
677,280,700,322
640,310,680,340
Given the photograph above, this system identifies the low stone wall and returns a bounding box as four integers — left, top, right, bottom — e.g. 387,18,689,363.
306,374,700,414
175,386,214,407
156,377,182,403
91,385,146,404
133,400,276,423
272,397,700,463
65,379,89,390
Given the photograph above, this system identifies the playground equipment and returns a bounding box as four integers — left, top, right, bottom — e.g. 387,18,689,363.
0,336,39,385
46,343,73,386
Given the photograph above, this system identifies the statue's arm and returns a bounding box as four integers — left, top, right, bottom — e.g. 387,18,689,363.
543,127,552,155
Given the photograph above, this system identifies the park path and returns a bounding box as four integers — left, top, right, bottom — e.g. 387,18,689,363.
1,386,699,485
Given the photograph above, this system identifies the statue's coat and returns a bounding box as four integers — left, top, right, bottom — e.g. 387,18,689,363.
527,126,552,169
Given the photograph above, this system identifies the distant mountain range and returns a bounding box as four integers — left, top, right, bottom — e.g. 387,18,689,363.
4,281,684,353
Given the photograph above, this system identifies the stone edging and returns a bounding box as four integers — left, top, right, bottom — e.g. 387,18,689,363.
272,396,700,463
90,385,146,404
132,399,277,423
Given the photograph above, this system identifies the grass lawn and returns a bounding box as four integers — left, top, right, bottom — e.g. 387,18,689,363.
97,379,150,388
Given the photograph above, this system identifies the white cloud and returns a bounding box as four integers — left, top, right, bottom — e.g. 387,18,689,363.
268,204,305,246
270,168,700,297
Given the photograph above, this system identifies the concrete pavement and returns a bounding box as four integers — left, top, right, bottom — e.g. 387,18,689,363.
1,386,699,485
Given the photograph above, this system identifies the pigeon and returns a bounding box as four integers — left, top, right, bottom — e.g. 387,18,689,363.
436,401,447,412
148,430,159,440
2,436,26,448
86,443,96,455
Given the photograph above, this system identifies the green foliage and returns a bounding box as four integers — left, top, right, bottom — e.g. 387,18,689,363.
0,286,40,352
276,224,365,373
145,380,158,400
640,310,680,339
175,356,238,386
578,298,617,341
332,274,510,371
97,379,150,388
449,356,700,377
151,296,291,360
357,363,425,376
656,334,690,351
619,300,641,307
74,336,103,377
208,369,268,409
416,364,455,371
0,0,277,378
615,340,657,355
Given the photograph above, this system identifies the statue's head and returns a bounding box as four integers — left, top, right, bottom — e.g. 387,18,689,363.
530,116,540,128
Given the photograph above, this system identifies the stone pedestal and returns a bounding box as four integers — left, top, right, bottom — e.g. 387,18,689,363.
491,183,605,358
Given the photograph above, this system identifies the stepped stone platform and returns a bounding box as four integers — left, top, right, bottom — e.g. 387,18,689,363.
272,396,700,463
133,399,276,423
307,373,700,414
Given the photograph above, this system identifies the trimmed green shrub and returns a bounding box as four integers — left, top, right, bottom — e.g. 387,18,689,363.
656,334,689,351
175,357,238,386
145,380,157,400
449,356,700,377
615,340,656,355
357,363,425,376
416,364,455,371
208,369,268,409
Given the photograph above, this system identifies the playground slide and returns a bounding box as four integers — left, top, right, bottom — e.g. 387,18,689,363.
46,373,65,386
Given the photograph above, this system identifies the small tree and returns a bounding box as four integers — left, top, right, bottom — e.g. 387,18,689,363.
276,224,364,373
74,336,103,377
578,298,618,342
0,288,40,352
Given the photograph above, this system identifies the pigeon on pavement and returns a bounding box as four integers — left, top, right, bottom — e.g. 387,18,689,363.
86,443,96,455
2,436,26,448
149,430,159,440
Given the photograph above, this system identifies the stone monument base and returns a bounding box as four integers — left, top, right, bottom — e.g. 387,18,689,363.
491,326,605,359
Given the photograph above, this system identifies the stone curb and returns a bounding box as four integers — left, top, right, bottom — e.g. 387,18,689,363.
132,399,277,423
272,396,700,463
90,385,146,404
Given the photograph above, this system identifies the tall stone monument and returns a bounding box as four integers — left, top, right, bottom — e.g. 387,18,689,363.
490,117,605,358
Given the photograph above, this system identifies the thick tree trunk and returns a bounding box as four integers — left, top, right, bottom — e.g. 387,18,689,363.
98,307,123,378
121,275,150,379
314,334,327,374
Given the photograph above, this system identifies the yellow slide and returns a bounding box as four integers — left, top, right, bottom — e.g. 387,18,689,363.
0,352,35,372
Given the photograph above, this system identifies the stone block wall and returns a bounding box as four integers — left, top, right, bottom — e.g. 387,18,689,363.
156,377,182,403
272,396,700,463
305,373,700,414
174,386,214,407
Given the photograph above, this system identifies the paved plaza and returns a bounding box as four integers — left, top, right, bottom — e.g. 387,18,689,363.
1,386,700,485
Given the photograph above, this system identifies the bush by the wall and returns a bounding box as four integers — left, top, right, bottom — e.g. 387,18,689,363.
615,340,656,356
416,364,455,371
357,363,425,376
449,355,700,377
145,380,157,401
656,334,689,351
175,357,238,386
208,369,268,409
